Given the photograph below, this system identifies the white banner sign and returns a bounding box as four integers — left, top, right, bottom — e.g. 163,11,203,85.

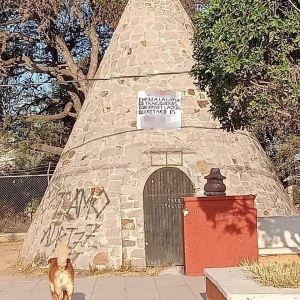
137,90,182,129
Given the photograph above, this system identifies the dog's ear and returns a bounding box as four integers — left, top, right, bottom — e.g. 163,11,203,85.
48,258,54,264
66,258,72,265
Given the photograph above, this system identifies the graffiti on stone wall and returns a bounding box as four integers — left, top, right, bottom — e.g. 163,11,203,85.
52,186,108,222
41,223,101,248
40,185,110,253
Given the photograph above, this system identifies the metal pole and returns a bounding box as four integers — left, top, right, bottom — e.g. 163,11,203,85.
47,162,52,184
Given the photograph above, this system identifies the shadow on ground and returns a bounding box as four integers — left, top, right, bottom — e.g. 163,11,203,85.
200,292,207,300
74,293,86,300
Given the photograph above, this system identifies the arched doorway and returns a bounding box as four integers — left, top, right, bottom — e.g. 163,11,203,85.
143,167,194,266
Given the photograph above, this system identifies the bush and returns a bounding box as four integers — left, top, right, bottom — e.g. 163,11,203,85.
293,186,300,205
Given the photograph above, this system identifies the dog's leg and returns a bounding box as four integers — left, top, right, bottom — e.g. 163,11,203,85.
50,290,56,300
67,292,73,300
62,290,68,300
50,291,59,300
66,286,74,300
49,283,59,300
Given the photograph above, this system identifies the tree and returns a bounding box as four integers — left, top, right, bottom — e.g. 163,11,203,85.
191,0,300,184
0,0,126,166
0,0,208,168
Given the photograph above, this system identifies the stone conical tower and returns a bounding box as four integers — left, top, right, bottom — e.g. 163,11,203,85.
19,0,296,269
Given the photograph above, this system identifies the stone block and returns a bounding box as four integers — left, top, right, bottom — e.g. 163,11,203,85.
122,230,130,239
121,219,135,230
93,252,108,265
121,202,134,209
106,228,120,239
127,209,143,218
131,231,144,239
103,218,117,230
108,180,121,192
73,253,93,270
132,258,146,268
151,152,166,166
130,248,145,259
122,248,130,259
111,245,121,257
187,89,195,95
229,174,240,186
137,239,145,248
134,201,142,208
240,173,251,182
123,240,136,247
167,152,182,166
108,238,122,246
121,185,136,196
123,169,135,185
62,200,72,210
125,144,141,157
196,160,211,175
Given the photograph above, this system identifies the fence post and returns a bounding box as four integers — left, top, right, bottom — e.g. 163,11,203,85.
47,162,52,184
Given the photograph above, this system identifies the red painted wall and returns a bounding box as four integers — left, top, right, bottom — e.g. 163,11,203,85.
182,195,258,276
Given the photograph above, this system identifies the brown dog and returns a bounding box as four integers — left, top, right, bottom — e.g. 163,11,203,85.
48,242,74,300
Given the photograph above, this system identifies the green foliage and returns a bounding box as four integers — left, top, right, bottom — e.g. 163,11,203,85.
192,0,300,131
192,0,300,182
26,197,42,213
272,135,300,183
0,120,65,170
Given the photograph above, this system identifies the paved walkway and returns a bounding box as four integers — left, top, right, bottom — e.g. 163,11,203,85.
0,275,206,300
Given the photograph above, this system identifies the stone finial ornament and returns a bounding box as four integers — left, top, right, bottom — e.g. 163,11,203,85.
204,168,226,196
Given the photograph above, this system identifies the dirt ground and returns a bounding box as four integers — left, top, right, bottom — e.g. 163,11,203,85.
0,240,23,279
0,240,46,280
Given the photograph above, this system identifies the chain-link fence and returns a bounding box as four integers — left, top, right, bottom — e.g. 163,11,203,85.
0,163,56,233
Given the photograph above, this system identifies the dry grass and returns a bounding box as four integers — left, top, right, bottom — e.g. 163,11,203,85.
81,263,166,277
14,263,48,277
15,263,166,278
241,258,300,288
0,239,24,246
0,239,168,278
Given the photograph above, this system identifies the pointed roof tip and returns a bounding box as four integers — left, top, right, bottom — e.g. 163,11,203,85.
96,0,196,79
136,0,195,24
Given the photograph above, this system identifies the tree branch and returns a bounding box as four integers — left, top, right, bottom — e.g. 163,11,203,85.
87,19,100,80
0,55,73,80
54,35,88,94
23,102,76,122
1,17,23,25
288,0,300,13
56,74,82,114
3,32,38,43
21,56,73,77
30,143,63,155
68,90,82,114
250,80,269,88
72,1,86,29
0,57,22,67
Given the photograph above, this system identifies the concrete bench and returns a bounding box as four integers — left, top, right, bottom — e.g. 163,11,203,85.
204,267,300,300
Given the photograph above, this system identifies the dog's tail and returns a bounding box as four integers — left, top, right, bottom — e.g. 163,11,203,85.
57,242,69,268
